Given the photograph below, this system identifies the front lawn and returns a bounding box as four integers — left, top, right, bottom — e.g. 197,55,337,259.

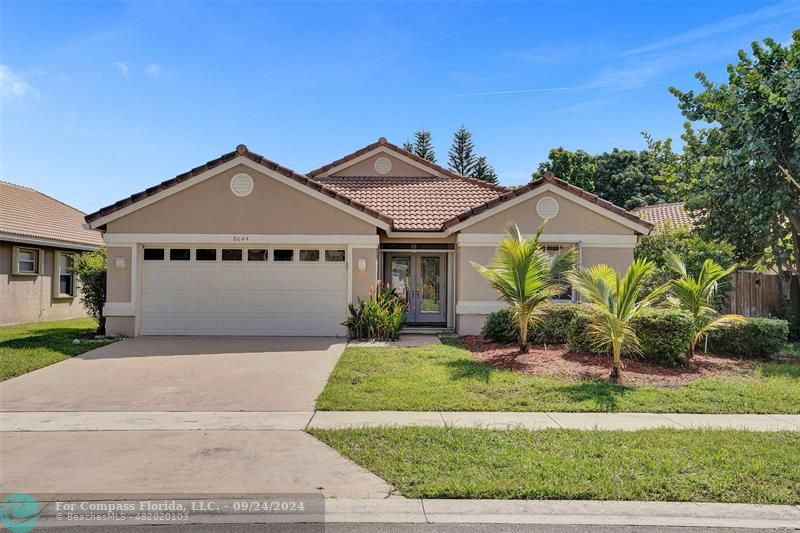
0,318,114,381
315,342,800,413
310,427,800,503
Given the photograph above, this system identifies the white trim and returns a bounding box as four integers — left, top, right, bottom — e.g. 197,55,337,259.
0,232,100,251
456,301,506,314
444,183,652,235
86,157,390,231
457,234,637,247
317,146,448,179
346,245,354,305
103,233,380,246
103,302,135,317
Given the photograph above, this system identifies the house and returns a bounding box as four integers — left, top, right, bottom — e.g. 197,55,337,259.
632,202,694,231
1,181,103,325
84,139,653,337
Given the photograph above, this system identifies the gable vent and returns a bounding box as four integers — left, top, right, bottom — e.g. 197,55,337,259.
230,173,254,197
374,157,392,175
536,196,560,219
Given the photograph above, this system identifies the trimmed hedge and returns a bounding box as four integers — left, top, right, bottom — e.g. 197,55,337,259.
706,318,789,357
567,309,694,364
481,304,583,344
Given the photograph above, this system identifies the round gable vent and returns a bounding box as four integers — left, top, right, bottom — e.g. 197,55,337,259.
374,156,392,175
230,173,254,197
536,196,560,219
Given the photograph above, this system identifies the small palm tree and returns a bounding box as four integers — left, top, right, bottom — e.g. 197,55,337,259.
568,259,667,382
472,222,576,353
663,250,744,356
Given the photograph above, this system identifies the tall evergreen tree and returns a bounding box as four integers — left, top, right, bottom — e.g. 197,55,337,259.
412,129,437,163
471,156,499,184
402,140,414,153
448,125,476,175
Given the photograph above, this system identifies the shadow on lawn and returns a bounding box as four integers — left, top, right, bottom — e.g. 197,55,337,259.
759,362,800,379
0,326,100,356
445,359,493,383
557,381,632,411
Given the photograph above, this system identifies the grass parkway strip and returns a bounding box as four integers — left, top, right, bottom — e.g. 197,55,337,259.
309,426,800,504
315,343,800,413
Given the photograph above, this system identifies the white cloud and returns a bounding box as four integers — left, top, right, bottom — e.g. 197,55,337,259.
113,61,129,78
620,1,800,57
0,65,39,103
145,63,161,80
587,60,666,90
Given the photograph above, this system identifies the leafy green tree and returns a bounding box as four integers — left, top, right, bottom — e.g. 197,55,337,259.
73,248,107,334
471,155,499,184
472,222,576,353
448,125,476,176
665,31,800,273
568,259,667,382
411,129,436,162
663,251,744,357
532,147,596,191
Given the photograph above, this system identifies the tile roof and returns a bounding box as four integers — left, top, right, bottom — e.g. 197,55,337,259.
440,173,654,233
85,145,392,227
632,202,694,229
0,180,104,248
312,175,504,231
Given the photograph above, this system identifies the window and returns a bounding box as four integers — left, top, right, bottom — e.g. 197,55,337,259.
13,247,41,275
543,244,576,300
222,249,243,261
196,248,217,261
170,248,190,261
54,251,75,298
247,249,268,262
273,249,294,262
325,249,346,262
299,249,320,262
143,248,165,261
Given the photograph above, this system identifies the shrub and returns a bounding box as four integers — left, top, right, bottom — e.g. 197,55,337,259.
343,283,408,341
631,310,694,365
481,304,583,344
73,247,107,335
706,318,789,357
567,308,694,363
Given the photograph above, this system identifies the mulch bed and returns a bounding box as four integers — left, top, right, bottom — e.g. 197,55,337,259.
460,336,758,386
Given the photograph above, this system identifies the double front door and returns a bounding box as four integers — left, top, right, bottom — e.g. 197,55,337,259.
385,253,447,324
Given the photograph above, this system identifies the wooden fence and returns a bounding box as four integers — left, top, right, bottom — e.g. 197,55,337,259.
726,270,800,318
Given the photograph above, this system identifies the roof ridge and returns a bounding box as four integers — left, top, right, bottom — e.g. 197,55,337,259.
308,137,510,193
632,201,686,211
1,179,88,216
0,179,36,191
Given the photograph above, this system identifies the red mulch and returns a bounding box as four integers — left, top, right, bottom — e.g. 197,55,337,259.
460,336,758,386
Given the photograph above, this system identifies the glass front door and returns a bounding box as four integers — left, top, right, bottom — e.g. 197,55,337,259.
385,253,447,324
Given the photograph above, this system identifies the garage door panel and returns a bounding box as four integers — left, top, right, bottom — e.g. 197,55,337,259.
140,250,348,336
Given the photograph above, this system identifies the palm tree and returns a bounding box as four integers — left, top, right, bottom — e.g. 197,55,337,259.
568,259,667,382
663,250,744,356
472,222,576,353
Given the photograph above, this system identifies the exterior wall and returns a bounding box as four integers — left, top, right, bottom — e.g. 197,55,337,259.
106,246,132,303
106,164,376,235
351,247,378,302
580,246,635,274
330,153,434,178
462,193,634,235
0,242,90,326
106,316,135,337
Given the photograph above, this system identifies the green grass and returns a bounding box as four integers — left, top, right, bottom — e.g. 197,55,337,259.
0,318,114,381
310,426,800,503
315,342,800,413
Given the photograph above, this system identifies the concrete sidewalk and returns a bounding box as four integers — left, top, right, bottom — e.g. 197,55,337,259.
3,411,799,432
30,498,800,529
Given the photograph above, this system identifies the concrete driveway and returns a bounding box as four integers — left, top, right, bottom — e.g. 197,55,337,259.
0,336,393,499
0,336,345,412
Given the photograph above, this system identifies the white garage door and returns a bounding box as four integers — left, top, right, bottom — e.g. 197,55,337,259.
140,246,347,336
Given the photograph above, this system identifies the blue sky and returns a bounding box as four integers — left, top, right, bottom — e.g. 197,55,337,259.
1,1,798,213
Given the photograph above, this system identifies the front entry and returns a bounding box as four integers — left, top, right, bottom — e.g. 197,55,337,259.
385,253,447,324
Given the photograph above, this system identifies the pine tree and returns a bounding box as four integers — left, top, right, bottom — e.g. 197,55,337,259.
412,129,436,163
402,140,414,153
471,156,499,184
448,125,476,176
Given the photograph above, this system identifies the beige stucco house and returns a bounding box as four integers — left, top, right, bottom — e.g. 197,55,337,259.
1,181,103,325
85,139,653,337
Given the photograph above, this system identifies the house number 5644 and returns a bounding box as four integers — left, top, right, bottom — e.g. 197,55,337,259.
233,236,249,242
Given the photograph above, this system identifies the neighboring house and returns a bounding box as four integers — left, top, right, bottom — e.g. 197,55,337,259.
1,181,103,325
632,202,694,231
85,139,653,337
